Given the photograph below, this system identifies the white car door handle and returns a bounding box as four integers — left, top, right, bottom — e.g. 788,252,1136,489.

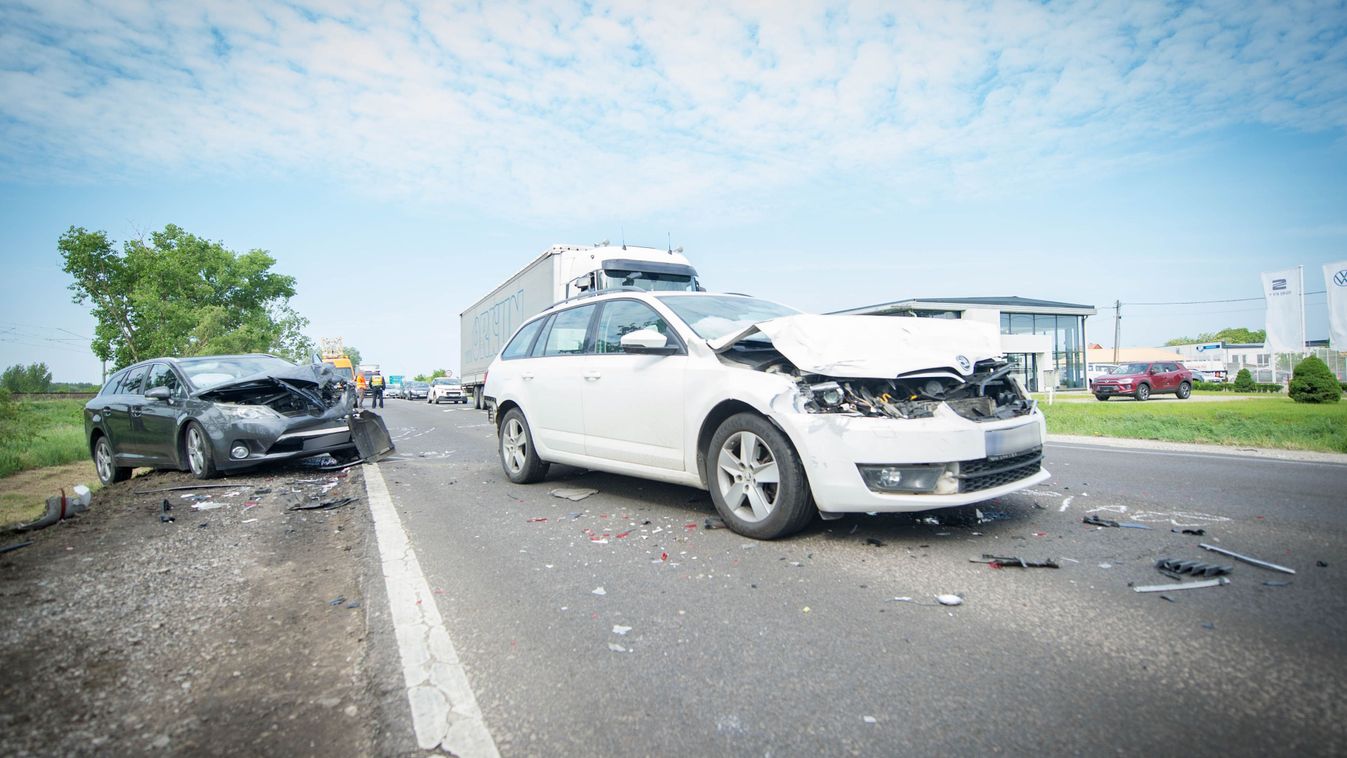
521,372,534,380
584,371,601,381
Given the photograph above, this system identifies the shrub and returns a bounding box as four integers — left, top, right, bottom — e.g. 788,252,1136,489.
1289,356,1342,404
1233,368,1255,392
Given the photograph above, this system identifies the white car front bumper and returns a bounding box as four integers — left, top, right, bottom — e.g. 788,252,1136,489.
772,407,1049,514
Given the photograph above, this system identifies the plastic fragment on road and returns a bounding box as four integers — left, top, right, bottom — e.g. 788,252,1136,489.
972,555,1060,569
1083,514,1149,529
936,594,963,606
1155,558,1232,578
1200,543,1295,574
592,587,606,596
863,716,877,724
160,499,174,523
1172,528,1206,536
1132,577,1230,593
1263,580,1293,587
526,517,548,523
289,496,360,512
612,625,631,635
608,642,628,652
704,517,726,530
191,502,223,511
1316,560,1328,568
329,596,346,606
550,487,598,501
0,541,34,555
866,538,885,547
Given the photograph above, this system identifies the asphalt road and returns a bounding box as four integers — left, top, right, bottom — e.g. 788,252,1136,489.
370,398,1347,757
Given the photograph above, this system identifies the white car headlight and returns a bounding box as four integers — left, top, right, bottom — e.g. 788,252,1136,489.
217,404,282,420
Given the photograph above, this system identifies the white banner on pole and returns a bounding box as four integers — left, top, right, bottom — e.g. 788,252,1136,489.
1261,268,1301,354
1325,260,1347,351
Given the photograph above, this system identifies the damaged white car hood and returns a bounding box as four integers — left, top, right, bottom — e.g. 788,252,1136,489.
709,314,1003,378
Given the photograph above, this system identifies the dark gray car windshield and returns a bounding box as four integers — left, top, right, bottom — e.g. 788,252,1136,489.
177,355,297,390
656,295,800,340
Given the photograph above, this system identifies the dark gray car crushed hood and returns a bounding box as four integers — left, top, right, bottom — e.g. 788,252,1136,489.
195,362,351,416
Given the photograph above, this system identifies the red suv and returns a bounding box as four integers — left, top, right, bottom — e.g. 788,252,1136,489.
1090,361,1193,401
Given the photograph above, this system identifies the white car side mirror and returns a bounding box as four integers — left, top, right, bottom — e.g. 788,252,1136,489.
620,329,676,354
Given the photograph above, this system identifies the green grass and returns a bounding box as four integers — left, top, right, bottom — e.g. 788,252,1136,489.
1040,396,1347,453
0,398,89,479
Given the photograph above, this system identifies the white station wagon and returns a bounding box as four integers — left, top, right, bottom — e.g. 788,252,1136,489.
484,291,1049,539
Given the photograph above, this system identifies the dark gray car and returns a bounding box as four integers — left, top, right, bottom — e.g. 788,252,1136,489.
85,354,373,483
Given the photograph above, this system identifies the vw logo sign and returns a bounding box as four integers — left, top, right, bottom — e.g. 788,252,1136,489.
1335,269,1347,287
956,355,971,372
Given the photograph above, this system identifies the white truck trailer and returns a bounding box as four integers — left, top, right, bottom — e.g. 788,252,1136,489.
459,242,701,408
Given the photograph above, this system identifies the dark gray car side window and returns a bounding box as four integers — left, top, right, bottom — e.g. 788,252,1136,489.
120,367,149,395
100,371,126,397
147,363,184,397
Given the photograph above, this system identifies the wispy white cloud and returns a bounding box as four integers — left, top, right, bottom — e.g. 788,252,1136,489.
1,0,1344,219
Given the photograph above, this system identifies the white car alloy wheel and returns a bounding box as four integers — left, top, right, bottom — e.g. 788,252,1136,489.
498,408,548,483
502,418,527,474
716,431,780,523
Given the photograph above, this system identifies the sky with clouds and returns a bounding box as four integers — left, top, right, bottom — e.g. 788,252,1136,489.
2,0,1345,381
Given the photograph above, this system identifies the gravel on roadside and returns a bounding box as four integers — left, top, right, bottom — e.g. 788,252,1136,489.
0,461,384,756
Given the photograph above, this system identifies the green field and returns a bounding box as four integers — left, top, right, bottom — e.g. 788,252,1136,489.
0,398,89,479
1038,396,1347,453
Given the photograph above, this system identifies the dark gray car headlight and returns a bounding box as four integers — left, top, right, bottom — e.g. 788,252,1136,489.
857,464,945,493
217,404,283,421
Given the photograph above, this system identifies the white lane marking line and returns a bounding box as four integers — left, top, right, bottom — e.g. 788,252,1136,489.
363,463,500,757
1045,442,1347,467
1059,496,1074,512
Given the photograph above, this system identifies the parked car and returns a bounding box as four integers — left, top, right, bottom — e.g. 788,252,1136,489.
484,291,1049,539
404,381,429,400
84,354,373,484
1090,361,1193,401
428,377,467,404
385,383,405,399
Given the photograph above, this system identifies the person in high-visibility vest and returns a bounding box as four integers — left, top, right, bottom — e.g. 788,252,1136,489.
355,373,367,408
369,371,386,408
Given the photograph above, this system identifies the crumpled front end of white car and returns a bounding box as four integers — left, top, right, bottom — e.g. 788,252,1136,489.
715,314,1049,514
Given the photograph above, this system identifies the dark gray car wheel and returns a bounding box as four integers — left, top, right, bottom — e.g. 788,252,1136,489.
499,408,549,484
1176,381,1191,399
1134,383,1151,401
184,421,220,479
93,435,131,485
707,413,814,540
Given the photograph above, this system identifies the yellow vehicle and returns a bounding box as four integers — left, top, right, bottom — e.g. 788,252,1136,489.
319,337,357,383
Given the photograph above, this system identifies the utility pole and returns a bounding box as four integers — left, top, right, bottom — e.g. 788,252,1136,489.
1112,300,1121,364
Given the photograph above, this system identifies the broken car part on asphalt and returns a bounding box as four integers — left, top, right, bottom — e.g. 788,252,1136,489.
1132,577,1231,593
971,555,1061,569
1155,558,1233,578
1199,543,1296,574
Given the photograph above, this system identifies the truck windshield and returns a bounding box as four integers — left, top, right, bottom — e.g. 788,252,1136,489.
600,269,696,292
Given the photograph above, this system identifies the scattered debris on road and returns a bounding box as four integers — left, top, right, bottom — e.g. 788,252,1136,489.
1132,577,1230,593
1155,558,1232,578
289,496,360,512
1172,528,1206,536
0,541,33,555
592,587,607,596
160,499,174,523
972,554,1060,569
551,487,598,501
1200,543,1296,574
936,594,964,606
704,516,727,530
133,483,242,494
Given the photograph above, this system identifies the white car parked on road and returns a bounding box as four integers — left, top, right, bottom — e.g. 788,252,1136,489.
484,291,1049,539
428,377,467,404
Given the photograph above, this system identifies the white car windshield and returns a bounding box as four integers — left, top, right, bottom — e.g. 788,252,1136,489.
656,295,800,340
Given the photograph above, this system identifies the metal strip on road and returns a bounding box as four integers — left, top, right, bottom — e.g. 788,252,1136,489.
363,462,501,757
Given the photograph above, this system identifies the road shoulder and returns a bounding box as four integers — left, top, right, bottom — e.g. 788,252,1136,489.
1048,433,1347,464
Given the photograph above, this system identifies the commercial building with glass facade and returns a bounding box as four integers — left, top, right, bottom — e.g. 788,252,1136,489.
832,296,1097,391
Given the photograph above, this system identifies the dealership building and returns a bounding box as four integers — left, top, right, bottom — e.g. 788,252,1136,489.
832,296,1098,391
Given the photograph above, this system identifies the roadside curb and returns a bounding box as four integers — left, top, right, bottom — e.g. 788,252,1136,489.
1047,434,1347,465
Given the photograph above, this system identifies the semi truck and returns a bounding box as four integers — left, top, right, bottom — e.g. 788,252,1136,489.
459,242,701,408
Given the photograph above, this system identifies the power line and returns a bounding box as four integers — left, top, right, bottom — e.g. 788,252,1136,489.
1121,290,1327,307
